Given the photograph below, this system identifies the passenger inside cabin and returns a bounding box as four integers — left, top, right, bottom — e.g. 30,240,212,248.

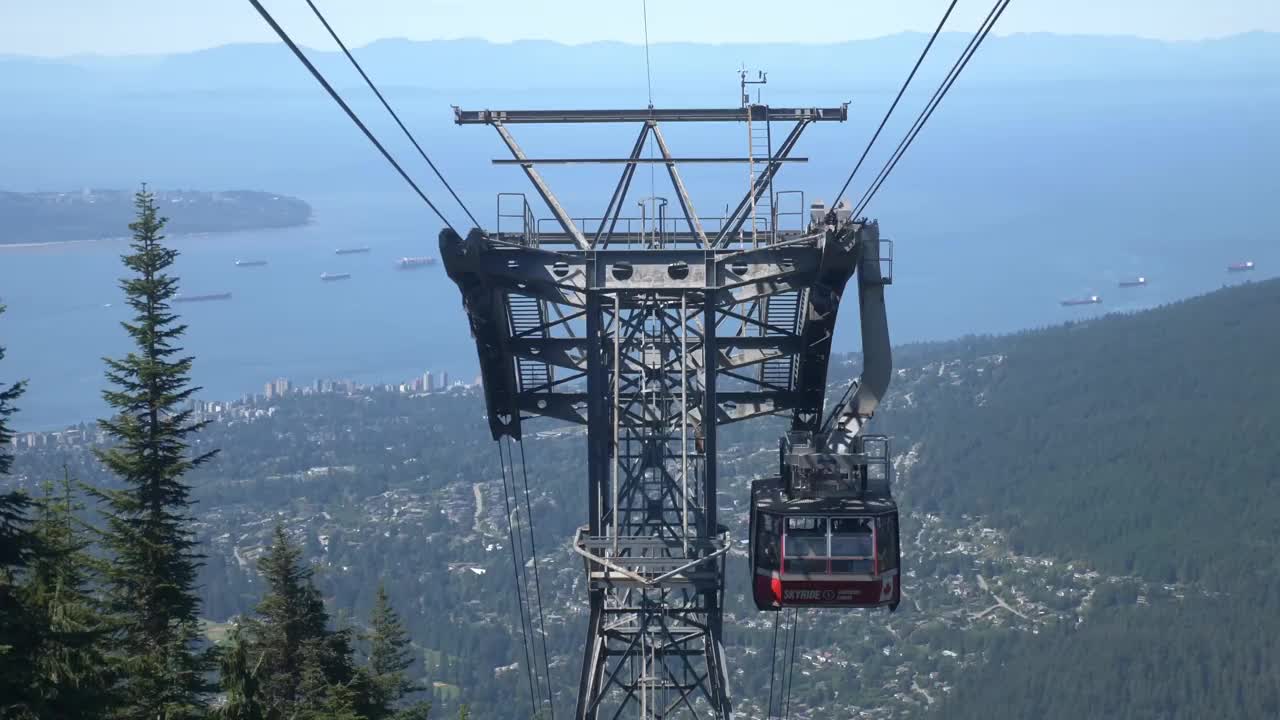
831,517,874,574
784,517,828,574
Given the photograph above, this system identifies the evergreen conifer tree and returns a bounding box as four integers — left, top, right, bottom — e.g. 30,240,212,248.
0,302,32,563
366,584,430,720
217,623,271,720
18,474,118,718
94,186,216,718
294,638,369,720
250,524,328,713
0,302,39,720
0,302,33,574
248,524,366,717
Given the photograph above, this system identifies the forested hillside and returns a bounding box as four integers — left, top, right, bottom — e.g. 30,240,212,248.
940,581,1280,719
6,278,1278,717
883,278,1280,586
898,278,1280,718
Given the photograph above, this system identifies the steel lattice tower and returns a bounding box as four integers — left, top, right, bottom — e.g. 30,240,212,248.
442,104,886,718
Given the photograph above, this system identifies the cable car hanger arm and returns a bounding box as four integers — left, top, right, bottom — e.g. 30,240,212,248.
822,227,892,454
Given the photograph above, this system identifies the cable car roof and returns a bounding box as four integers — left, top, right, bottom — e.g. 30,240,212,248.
753,489,896,514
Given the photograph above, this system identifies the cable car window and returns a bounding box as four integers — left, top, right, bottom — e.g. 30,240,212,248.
783,517,827,574
876,514,899,571
830,517,874,574
755,514,780,571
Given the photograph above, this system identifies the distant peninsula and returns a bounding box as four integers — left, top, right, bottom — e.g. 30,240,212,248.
0,189,312,245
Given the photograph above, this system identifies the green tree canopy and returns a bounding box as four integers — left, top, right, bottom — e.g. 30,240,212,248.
0,301,33,573
0,302,39,720
93,186,216,718
366,583,430,720
217,623,272,720
16,475,118,718
246,523,365,718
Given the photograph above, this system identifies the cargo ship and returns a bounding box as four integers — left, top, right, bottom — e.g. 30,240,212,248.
1060,295,1101,307
396,256,437,269
1228,261,1255,273
335,247,371,255
1118,276,1148,288
235,259,268,267
174,292,232,303
320,272,351,282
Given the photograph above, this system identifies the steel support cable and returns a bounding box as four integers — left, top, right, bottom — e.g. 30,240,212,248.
765,610,781,717
852,0,1012,219
772,609,792,720
782,608,800,720
498,439,540,716
517,437,556,719
245,0,457,233
301,0,480,229
506,437,549,716
772,608,793,720
831,0,959,210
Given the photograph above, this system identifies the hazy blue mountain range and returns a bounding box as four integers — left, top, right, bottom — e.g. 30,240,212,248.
4,32,1280,94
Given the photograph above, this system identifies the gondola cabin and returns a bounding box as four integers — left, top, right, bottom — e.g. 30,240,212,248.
750,481,900,610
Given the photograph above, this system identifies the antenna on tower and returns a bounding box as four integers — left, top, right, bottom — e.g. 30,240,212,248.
739,66,767,106
739,68,771,245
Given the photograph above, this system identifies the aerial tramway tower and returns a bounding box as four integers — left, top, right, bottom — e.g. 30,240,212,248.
441,91,894,719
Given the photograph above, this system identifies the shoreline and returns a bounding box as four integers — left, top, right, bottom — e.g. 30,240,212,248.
0,237,115,250
0,219,315,250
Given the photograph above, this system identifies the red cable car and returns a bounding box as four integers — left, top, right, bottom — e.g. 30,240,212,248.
746,225,900,611
749,434,900,611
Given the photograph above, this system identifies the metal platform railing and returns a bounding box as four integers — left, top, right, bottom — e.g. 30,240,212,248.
496,192,538,247
574,528,730,589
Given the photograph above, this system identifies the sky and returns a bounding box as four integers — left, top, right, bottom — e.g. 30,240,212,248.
3,0,1279,57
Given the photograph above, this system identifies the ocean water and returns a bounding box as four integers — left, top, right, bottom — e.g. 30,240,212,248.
0,191,476,429
4,181,1276,431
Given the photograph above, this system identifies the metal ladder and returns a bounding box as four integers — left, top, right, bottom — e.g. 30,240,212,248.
507,293,551,392
747,107,774,247
760,289,802,390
